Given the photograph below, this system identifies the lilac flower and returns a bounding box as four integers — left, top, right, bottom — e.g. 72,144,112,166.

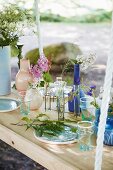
30,54,51,83
38,55,49,72
30,64,42,79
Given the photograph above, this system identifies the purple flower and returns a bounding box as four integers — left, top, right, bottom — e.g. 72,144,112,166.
38,55,49,72
90,85,96,89
30,54,50,81
87,91,93,96
30,64,42,79
87,85,96,96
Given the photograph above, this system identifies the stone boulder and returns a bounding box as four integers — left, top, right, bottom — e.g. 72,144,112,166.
25,42,82,73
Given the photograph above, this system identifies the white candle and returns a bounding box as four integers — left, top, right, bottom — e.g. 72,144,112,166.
34,0,44,56
95,7,113,170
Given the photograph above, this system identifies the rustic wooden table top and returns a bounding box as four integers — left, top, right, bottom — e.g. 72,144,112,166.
0,93,113,170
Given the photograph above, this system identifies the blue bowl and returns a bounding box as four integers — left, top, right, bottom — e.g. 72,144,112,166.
94,125,113,146
94,109,113,146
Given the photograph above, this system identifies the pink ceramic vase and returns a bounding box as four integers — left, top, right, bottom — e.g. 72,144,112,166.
15,59,33,92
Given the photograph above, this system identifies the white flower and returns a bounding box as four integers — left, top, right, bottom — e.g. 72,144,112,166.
77,52,96,71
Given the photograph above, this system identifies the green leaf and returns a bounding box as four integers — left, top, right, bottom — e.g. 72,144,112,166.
11,45,19,57
38,113,46,117
22,117,31,123
14,114,79,137
70,127,77,133
43,72,53,83
90,101,99,109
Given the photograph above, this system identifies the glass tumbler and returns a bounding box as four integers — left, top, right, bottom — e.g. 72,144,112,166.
77,121,94,151
80,96,94,121
55,80,66,121
18,91,31,116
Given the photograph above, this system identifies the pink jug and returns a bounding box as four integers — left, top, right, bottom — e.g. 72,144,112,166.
15,59,33,92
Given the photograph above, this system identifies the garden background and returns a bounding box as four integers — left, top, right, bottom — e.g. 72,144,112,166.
0,0,112,169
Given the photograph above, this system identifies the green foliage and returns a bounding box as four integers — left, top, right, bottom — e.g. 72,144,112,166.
108,104,113,116
14,114,77,137
43,72,53,83
8,0,111,24
64,76,73,85
39,10,112,23
90,101,99,109
11,45,19,57
89,89,99,109
26,48,39,64
0,3,32,47
40,12,66,22
81,83,100,109
77,10,112,23
34,121,64,137
62,58,82,76
25,43,68,65
0,4,22,46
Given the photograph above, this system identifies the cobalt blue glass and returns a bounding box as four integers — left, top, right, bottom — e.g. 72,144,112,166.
74,64,80,85
94,108,113,146
68,89,85,112
68,64,85,116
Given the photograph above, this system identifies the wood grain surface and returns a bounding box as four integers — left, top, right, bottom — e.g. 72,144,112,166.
0,93,113,170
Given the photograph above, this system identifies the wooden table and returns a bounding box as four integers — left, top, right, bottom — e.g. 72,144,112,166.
0,93,113,170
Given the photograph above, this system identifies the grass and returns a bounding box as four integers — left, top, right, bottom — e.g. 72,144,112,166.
40,9,112,23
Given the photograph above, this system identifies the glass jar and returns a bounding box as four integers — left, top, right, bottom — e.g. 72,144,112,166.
25,87,43,110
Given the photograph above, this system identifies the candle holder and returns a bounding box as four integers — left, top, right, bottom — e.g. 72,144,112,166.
44,85,56,111
57,90,65,121
43,78,67,121
44,92,52,111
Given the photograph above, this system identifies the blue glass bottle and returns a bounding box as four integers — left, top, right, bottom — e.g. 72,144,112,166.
68,64,85,116
73,64,80,116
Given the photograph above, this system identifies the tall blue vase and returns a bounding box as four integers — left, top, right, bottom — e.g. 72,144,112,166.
68,64,85,115
0,46,11,95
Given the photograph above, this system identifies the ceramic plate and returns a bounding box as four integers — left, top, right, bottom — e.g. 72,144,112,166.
34,125,78,145
0,98,20,112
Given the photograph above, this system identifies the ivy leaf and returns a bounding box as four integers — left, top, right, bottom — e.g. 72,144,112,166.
22,117,32,123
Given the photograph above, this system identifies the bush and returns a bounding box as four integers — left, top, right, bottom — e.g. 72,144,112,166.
39,10,112,23
40,12,66,22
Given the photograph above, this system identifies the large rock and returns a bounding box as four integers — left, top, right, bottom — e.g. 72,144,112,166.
25,42,82,73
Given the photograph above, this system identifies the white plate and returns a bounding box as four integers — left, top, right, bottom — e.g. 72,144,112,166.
34,125,78,145
0,98,20,112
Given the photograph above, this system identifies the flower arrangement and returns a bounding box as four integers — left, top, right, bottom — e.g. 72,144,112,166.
30,54,51,85
76,53,96,70
0,4,32,47
62,52,96,74
84,85,113,116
